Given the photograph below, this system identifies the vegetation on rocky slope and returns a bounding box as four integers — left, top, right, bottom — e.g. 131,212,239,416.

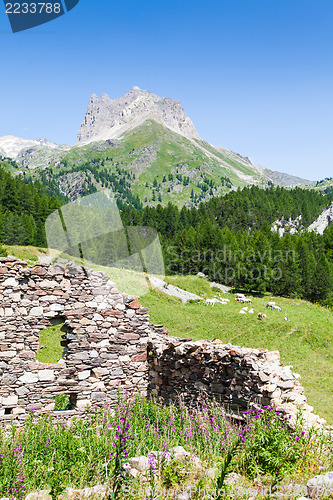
7,120,311,209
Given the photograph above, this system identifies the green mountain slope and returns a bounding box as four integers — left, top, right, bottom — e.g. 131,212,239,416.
14,120,313,208
314,177,333,196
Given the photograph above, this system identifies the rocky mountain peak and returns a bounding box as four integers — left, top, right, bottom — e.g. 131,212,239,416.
77,87,200,144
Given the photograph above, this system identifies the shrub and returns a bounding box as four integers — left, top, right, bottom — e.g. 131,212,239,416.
237,407,306,478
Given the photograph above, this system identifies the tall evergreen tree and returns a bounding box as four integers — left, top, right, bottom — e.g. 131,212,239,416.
312,254,332,304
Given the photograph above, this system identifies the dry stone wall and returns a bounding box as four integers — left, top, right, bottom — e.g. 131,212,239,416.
147,337,326,429
0,257,165,422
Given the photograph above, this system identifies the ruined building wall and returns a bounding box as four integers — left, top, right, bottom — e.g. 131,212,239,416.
147,337,326,429
0,257,165,422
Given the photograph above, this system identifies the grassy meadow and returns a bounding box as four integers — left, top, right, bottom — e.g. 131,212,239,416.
142,275,333,423
36,324,65,364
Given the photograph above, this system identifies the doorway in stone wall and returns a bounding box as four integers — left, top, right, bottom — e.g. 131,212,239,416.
37,316,69,364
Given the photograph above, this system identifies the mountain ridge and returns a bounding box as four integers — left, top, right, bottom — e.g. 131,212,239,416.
0,135,58,159
77,87,200,144
0,88,316,207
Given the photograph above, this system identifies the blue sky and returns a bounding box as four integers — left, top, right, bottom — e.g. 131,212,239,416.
1,0,333,180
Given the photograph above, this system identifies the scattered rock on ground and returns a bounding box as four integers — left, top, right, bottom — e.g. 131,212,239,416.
26,492,51,500
209,281,230,293
149,276,202,303
307,472,333,498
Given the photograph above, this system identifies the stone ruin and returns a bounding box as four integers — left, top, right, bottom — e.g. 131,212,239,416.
147,338,326,429
0,257,326,429
0,257,165,420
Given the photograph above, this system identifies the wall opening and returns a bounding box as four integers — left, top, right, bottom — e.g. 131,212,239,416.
54,393,77,411
37,317,68,364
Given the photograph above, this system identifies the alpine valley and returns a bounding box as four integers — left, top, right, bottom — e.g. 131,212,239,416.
0,87,319,209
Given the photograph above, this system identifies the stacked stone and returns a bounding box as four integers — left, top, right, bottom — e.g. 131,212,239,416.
0,257,152,422
147,336,326,429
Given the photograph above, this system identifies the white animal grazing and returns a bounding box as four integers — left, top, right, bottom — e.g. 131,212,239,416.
206,298,221,306
236,296,252,304
258,312,267,320
242,306,248,311
248,308,254,314
236,293,246,299
272,305,282,312
266,302,276,309
239,310,247,314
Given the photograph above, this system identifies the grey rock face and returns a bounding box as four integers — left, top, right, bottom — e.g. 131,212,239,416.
272,215,303,237
77,87,200,143
308,202,333,235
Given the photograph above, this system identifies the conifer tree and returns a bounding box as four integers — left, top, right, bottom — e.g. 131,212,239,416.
312,253,332,304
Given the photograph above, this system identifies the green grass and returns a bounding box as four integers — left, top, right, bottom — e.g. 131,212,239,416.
141,275,333,423
166,274,219,298
36,324,65,364
4,245,60,265
3,245,41,263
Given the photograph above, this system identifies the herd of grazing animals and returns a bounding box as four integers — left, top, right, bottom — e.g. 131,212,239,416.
205,292,284,321
235,293,252,304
